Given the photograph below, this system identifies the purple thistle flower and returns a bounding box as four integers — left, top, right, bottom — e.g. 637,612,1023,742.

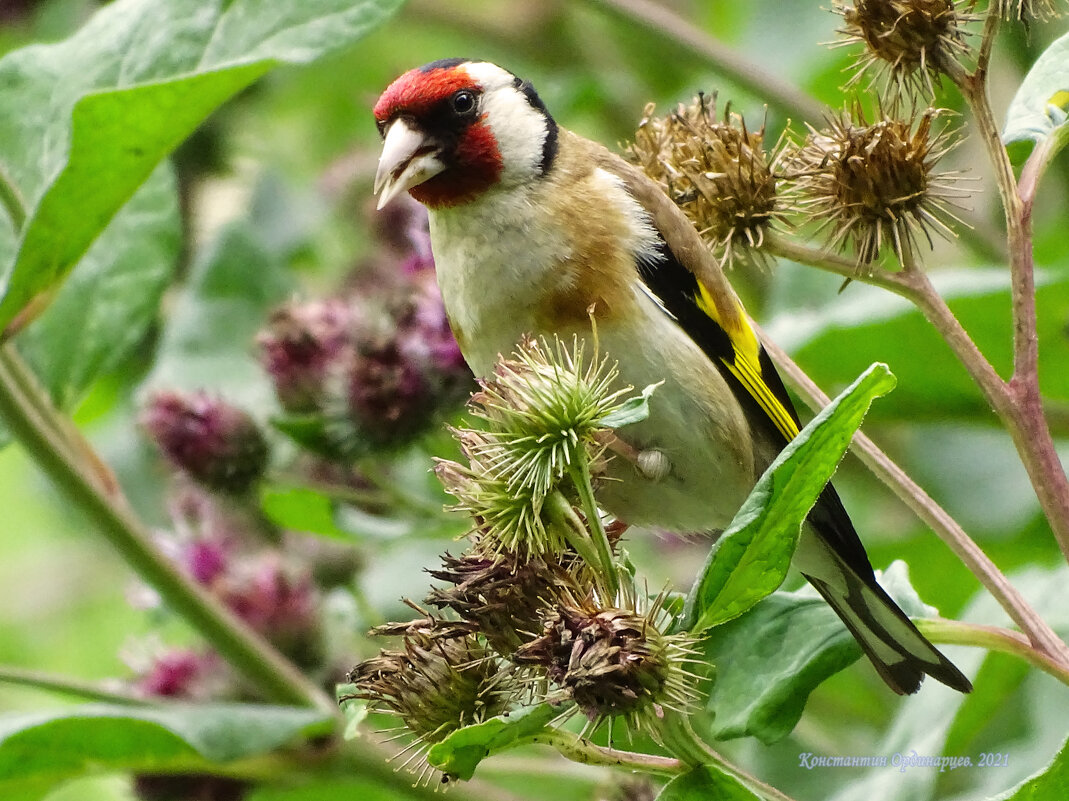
400,273,468,376
141,392,269,494
257,298,354,413
218,555,323,665
343,335,432,448
137,649,221,700
184,539,229,585
375,195,433,264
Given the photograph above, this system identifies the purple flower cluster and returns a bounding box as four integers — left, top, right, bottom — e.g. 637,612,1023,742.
129,197,469,800
136,648,223,700
130,199,468,705
257,299,353,414
257,197,470,456
140,391,268,494
131,486,329,699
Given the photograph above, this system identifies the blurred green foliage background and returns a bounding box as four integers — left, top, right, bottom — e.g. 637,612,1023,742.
0,2,1067,800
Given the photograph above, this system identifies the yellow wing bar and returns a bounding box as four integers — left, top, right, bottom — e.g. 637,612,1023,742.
695,281,800,443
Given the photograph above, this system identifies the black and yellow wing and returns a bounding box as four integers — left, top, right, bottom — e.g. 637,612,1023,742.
632,230,972,696
634,237,873,577
601,144,971,694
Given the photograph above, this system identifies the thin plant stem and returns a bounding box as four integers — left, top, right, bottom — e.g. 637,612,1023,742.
0,347,81,470
945,51,1069,560
916,618,1069,686
568,452,621,597
1018,131,1061,208
767,237,1021,421
755,328,1069,665
0,165,26,232
766,234,904,292
0,346,337,715
769,231,1069,562
0,665,152,705
584,0,825,123
973,1,1002,82
0,346,122,497
894,266,1015,407
529,728,684,776
659,712,798,801
547,490,606,583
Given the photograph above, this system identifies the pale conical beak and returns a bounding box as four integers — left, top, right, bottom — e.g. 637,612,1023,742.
374,119,446,209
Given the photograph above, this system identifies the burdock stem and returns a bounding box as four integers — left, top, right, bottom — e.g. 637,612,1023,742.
568,450,621,597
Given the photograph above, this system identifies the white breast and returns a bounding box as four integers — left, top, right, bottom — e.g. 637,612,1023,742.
426,171,756,532
428,168,658,374
428,185,569,374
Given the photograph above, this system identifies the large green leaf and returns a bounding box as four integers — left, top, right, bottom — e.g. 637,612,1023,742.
1003,29,1069,164
682,363,896,633
0,0,403,332
986,736,1068,801
15,165,179,411
700,562,935,745
143,220,293,410
654,765,760,801
0,703,332,797
766,269,1069,423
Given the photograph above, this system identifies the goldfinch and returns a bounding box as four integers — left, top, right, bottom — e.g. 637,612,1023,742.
372,58,971,695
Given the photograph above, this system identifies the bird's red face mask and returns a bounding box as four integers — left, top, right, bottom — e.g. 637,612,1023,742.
372,61,503,209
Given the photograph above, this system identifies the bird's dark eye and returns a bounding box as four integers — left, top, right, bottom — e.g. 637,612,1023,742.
452,90,476,115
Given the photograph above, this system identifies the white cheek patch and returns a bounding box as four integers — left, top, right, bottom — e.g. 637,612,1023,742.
462,62,551,186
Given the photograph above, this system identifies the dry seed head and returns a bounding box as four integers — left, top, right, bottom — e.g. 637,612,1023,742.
832,1,977,100
344,626,510,782
435,337,646,558
790,105,968,266
513,587,699,739
625,94,787,268
426,548,582,656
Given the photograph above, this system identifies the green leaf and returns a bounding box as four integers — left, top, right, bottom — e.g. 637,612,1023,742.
655,765,760,801
271,414,344,459
336,684,369,741
831,564,1069,801
0,703,332,795
766,268,1069,420
682,363,896,633
426,704,559,781
700,562,932,745
986,736,1068,801
260,483,353,541
1003,29,1069,155
143,221,293,410
0,0,403,332
702,588,861,744
600,381,661,428
16,164,179,411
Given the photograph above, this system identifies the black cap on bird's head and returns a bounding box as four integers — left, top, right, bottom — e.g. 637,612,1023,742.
373,60,558,209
